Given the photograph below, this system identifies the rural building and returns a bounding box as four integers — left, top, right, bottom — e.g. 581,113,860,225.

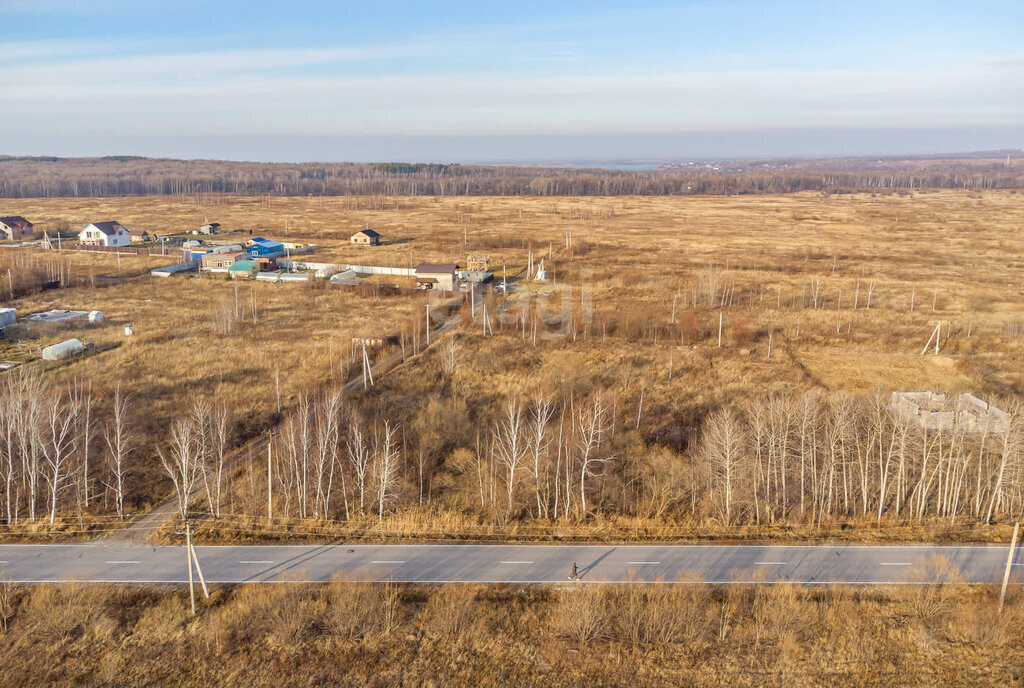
228,259,260,278
0,216,34,241
245,237,269,247
129,229,154,244
201,252,243,270
256,256,278,271
890,392,1010,434
350,228,381,246
200,222,220,234
80,221,130,247
211,244,244,254
415,263,459,292
246,240,285,258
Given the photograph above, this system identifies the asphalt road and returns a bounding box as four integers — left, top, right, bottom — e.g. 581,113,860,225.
0,544,1020,584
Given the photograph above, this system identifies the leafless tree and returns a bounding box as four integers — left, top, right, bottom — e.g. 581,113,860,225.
313,389,344,519
373,420,401,521
493,397,527,519
347,418,371,515
528,394,556,518
68,379,93,507
701,407,746,525
102,386,134,519
158,418,202,520
42,388,80,524
576,394,613,515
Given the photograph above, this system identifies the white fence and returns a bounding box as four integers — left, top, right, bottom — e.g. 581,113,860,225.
346,264,415,277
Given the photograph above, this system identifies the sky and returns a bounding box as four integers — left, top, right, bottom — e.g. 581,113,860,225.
1,0,1022,163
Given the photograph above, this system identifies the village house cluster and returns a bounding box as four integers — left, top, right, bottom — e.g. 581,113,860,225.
2,215,505,295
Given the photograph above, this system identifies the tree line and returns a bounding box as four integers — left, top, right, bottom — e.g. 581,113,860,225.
1,156,1021,198
2,364,1021,529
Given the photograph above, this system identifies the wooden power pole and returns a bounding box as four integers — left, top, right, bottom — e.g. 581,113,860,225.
267,434,273,520
186,521,196,615
999,522,1020,613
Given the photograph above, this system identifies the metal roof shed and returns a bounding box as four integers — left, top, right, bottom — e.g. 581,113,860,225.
228,259,260,278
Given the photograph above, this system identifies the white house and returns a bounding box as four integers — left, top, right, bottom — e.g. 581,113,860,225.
80,221,130,247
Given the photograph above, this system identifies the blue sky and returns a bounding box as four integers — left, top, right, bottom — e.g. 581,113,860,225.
2,0,1022,162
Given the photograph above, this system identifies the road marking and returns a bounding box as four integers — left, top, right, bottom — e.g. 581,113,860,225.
239,560,274,564
627,561,660,565
371,560,405,564
106,560,141,564
755,561,787,565
499,561,533,564
880,562,911,566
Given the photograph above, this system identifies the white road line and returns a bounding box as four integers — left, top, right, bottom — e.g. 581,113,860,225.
627,561,660,565
239,560,274,564
371,560,405,564
880,562,911,566
106,560,141,564
755,561,787,565
499,561,533,564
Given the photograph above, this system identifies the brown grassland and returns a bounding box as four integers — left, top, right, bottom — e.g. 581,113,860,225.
1,561,1023,687
2,191,1024,686
0,190,1023,539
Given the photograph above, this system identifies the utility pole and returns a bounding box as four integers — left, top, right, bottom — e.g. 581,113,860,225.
999,522,1019,613
188,523,209,600
267,434,273,520
362,341,374,388
425,303,431,346
718,312,723,347
186,520,196,615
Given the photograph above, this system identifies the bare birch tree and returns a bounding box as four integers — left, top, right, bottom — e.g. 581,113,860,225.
102,386,134,519
42,388,80,524
158,418,201,520
373,420,401,521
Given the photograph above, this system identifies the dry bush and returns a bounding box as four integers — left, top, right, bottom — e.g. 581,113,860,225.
611,579,690,647
420,584,481,641
551,585,611,644
202,583,321,651
0,577,16,633
325,578,398,640
21,583,115,644
131,593,188,647
751,583,810,648
905,556,965,628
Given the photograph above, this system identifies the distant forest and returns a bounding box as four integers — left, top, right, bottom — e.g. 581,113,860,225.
0,153,1022,198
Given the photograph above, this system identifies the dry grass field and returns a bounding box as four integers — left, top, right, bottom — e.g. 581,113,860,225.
1,189,1023,536
0,567,1022,687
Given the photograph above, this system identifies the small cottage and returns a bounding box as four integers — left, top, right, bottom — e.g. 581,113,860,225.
350,228,381,246
0,216,34,241
202,252,243,270
80,221,130,247
199,222,220,234
415,263,460,292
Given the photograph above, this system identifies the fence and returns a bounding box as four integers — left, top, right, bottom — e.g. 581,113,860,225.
65,244,181,257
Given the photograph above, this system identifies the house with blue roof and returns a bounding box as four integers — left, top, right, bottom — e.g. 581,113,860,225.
246,240,284,258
